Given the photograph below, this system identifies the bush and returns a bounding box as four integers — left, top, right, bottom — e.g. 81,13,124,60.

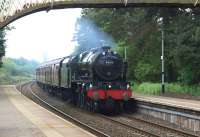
135,62,158,82
132,82,200,96
177,68,195,85
133,82,161,95
0,57,38,85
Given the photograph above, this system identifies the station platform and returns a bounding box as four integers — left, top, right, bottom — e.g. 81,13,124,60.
133,94,200,112
0,85,95,137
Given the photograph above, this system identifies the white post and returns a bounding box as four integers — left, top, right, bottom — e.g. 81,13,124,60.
161,28,165,94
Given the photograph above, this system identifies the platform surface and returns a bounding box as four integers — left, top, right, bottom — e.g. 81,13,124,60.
0,85,96,137
134,94,200,112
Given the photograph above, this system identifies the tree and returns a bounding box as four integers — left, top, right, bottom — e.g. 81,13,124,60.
81,8,200,84
81,8,162,81
0,28,6,67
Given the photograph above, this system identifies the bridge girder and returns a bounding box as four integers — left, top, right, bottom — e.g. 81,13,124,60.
0,0,200,29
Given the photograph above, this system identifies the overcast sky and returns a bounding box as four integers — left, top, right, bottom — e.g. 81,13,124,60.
5,8,82,62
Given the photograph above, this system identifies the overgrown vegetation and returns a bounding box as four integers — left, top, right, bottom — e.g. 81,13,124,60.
75,8,200,95
0,29,6,67
133,82,200,96
0,58,38,85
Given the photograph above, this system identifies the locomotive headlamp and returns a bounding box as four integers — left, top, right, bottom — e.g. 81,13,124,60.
127,84,130,89
89,83,93,88
102,52,106,56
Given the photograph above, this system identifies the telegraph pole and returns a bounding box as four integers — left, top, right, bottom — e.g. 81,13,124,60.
161,26,165,94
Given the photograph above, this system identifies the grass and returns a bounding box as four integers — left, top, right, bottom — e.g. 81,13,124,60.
132,82,200,96
0,75,33,85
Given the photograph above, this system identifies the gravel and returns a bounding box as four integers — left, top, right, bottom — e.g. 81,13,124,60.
17,81,198,137
19,82,144,137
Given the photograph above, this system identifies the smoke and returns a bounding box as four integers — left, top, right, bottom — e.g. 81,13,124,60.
42,51,49,62
72,17,115,54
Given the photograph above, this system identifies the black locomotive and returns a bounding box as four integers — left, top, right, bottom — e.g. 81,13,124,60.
36,46,132,112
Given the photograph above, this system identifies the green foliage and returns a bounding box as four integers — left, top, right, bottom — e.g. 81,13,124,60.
81,8,200,85
81,8,162,81
0,58,39,85
133,82,161,95
135,62,155,82
133,82,200,96
0,29,6,67
177,67,194,84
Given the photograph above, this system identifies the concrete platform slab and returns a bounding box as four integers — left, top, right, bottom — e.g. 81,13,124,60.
0,85,96,137
133,95,200,112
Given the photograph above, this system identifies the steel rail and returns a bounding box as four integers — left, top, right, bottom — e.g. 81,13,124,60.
123,114,199,137
22,82,110,137
24,82,158,137
98,114,160,137
21,82,199,137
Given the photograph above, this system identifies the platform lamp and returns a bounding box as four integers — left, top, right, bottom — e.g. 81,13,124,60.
161,27,165,94
159,17,165,94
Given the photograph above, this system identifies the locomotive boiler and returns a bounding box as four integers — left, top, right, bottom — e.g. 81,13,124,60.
36,46,132,112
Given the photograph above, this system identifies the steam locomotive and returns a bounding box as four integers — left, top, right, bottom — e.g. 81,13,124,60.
36,46,132,112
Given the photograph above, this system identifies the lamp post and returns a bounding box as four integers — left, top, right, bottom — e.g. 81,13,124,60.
161,23,165,94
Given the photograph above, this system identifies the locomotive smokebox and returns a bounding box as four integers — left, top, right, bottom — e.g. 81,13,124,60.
94,47,123,81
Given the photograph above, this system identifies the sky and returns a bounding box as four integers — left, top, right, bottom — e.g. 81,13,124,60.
5,8,82,62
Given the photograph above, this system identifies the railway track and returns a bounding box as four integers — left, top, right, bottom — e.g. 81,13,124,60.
19,82,199,137
99,114,160,137
99,114,199,137
22,83,158,137
122,114,199,137
22,82,162,137
21,83,110,137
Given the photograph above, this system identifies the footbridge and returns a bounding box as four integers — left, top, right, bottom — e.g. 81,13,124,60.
0,0,200,28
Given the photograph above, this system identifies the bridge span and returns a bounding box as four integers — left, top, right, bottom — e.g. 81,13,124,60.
0,0,200,29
